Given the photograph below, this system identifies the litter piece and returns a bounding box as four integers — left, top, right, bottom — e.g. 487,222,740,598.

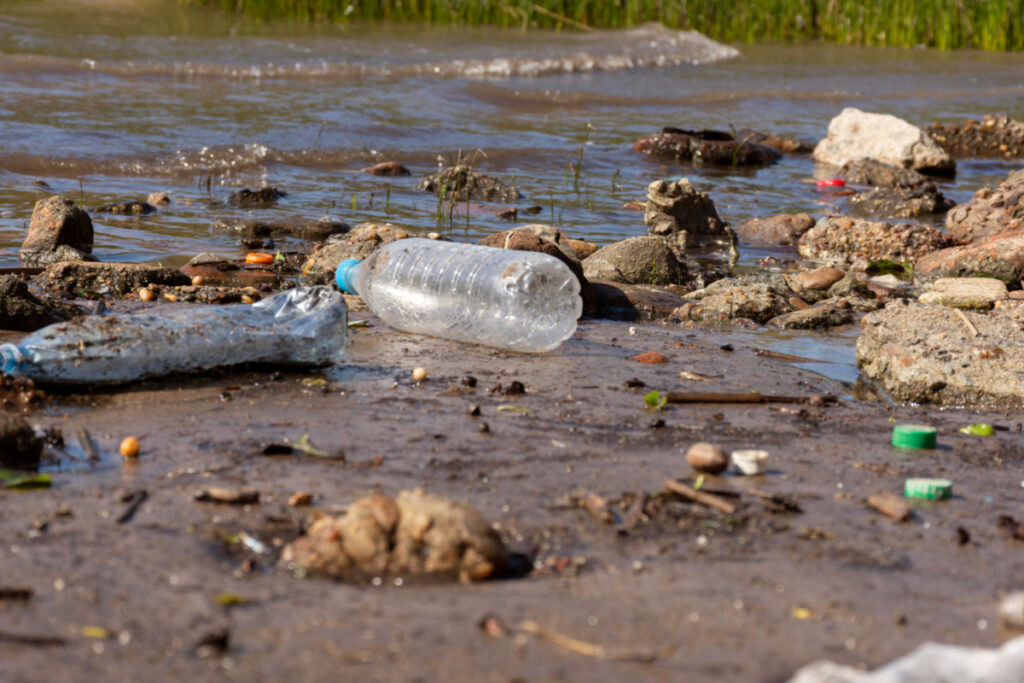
904,478,952,500
891,424,937,449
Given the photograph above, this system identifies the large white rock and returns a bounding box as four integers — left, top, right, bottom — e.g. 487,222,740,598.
813,107,955,176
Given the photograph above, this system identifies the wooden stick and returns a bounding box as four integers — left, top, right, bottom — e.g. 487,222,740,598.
664,479,736,514
519,620,660,662
664,391,835,405
955,309,979,337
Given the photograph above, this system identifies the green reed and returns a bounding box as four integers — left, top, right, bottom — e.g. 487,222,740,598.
182,0,1024,50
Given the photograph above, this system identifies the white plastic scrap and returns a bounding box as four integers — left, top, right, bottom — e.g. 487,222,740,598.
788,633,1024,683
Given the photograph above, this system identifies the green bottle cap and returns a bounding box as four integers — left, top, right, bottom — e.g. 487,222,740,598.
905,478,953,500
891,424,937,449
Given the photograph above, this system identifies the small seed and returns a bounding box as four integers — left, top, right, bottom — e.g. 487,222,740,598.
163,293,178,302
119,437,140,459
241,295,255,304
138,288,155,302
412,367,428,382
191,275,205,286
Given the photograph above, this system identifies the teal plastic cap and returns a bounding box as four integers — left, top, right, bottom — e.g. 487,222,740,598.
1,343,25,376
335,259,362,295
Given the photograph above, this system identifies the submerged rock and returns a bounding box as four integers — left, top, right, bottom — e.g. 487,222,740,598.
228,187,287,209
797,216,951,265
768,304,853,330
590,281,687,321
43,261,190,297
839,159,954,219
945,168,1024,243
416,165,521,202
0,413,42,470
213,216,351,242
925,114,1024,159
146,192,171,206
633,127,782,167
0,275,80,331
93,200,157,215
914,229,1024,284
813,108,955,177
301,222,411,284
360,161,411,176
918,277,1008,309
644,178,730,249
582,236,687,287
857,299,1024,407
736,213,815,247
20,196,93,266
734,128,813,155
179,256,282,289
281,490,508,582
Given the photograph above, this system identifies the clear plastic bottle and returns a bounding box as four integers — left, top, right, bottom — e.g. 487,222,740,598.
0,286,347,385
336,238,582,352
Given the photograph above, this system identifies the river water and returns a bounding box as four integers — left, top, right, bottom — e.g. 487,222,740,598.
2,0,1023,280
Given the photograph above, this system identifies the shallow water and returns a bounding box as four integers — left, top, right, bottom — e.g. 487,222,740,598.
1,0,1022,274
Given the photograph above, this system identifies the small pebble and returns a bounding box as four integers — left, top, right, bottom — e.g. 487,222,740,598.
241,295,255,304
191,275,205,286
412,367,428,382
119,437,140,459
685,442,729,475
138,287,155,302
288,491,313,507
163,293,178,302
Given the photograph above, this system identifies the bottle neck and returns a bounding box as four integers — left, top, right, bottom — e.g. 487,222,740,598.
0,343,26,376
335,259,364,295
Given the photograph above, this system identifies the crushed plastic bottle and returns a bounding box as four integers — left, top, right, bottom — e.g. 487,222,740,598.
0,286,347,385
336,238,582,352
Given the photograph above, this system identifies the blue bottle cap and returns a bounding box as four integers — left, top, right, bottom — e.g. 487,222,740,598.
0,343,26,376
335,259,363,294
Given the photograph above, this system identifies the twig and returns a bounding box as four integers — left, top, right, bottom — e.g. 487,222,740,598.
955,309,979,337
519,620,663,662
664,392,836,406
530,3,597,32
0,629,66,646
664,479,736,514
77,429,101,463
116,489,149,524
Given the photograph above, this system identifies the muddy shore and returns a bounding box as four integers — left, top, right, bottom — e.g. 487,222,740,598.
1,314,1022,682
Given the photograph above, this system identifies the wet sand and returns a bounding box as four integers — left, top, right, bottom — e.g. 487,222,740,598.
2,315,1022,682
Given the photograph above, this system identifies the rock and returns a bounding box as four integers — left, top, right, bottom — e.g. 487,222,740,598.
360,161,410,176
0,414,42,470
813,107,955,177
590,281,687,321
736,213,815,246
20,196,94,266
43,261,191,297
945,169,1024,243
179,256,281,289
924,114,1024,158
568,238,598,259
856,299,1024,407
797,216,951,265
768,304,853,330
582,236,686,287
228,187,287,209
797,267,845,291
93,201,157,215
914,230,1024,284
0,275,80,331
644,178,730,249
416,165,521,202
685,442,729,474
301,223,410,284
629,351,668,364
839,158,954,218
213,216,351,242
450,203,517,221
918,277,1008,309
680,274,792,324
478,226,594,315
146,192,171,206
734,128,813,155
633,127,782,167
280,489,508,582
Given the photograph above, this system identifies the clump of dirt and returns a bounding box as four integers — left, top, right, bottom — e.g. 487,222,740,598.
281,489,508,582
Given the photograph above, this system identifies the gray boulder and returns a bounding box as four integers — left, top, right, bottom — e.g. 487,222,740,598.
857,299,1024,407
582,236,686,286
945,168,1024,243
813,108,955,176
798,216,951,265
